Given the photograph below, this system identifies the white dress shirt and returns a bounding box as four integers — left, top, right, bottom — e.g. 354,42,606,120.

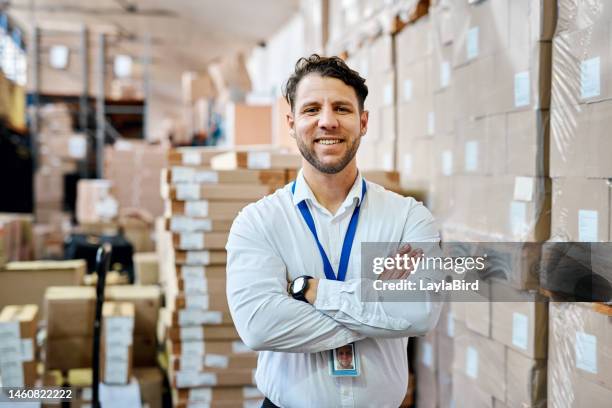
226,169,441,408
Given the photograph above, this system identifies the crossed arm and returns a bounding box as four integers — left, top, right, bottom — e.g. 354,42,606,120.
225,206,442,353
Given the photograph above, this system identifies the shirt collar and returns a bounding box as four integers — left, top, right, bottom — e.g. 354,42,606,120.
291,169,364,210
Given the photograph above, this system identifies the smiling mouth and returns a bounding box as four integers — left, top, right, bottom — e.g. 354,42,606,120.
315,139,343,145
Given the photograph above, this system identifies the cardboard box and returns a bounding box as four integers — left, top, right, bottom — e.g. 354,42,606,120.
134,252,159,285
505,348,547,407
170,351,257,371
507,109,549,177
172,232,229,250
45,334,156,371
550,100,612,178
167,148,229,167
166,339,252,357
167,325,239,342
551,177,611,241
166,217,233,233
134,367,164,408
174,385,262,404
210,151,301,171
451,370,493,408
169,200,249,220
174,251,227,266
101,302,134,385
76,179,118,224
453,326,506,400
549,302,612,392
556,0,612,33
491,281,548,359
0,305,39,387
177,277,226,294
182,71,216,103
170,367,255,388
552,24,611,107
167,184,272,202
171,308,234,327
171,292,229,312
226,103,272,146
416,331,438,408
105,285,161,339
164,167,285,187
45,286,96,338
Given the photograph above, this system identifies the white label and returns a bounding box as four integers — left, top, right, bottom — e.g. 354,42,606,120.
581,57,601,99
176,371,199,387
204,354,229,368
0,360,24,387
514,176,535,201
68,136,87,159
427,112,435,136
0,321,20,344
383,83,393,106
181,341,205,356
442,150,453,176
193,219,213,232
578,210,598,242
185,294,210,309
189,387,212,402
194,170,219,184
232,341,252,354
403,79,413,102
510,201,528,238
440,61,451,88
403,154,413,175
185,201,209,217
177,184,201,201
247,152,272,169
184,276,208,294
180,233,204,250
447,312,455,337
179,309,201,326
243,387,262,399
182,265,206,280
514,71,530,107
464,141,479,172
104,358,128,384
244,401,262,408
198,372,217,386
170,216,191,232
171,167,196,183
180,326,204,341
575,331,597,374
422,342,433,368
512,312,529,350
183,151,202,165
21,339,34,361
82,387,93,401
382,153,393,171
185,251,211,265
179,354,202,371
105,316,134,346
467,26,480,60
115,140,133,151
200,311,223,324
465,346,479,379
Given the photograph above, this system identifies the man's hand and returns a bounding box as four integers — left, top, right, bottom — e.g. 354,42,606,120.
379,244,423,281
304,278,319,304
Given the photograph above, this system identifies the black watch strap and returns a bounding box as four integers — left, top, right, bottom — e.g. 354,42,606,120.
290,275,313,303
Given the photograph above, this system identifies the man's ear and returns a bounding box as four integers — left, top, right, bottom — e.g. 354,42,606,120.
286,112,296,139
359,110,369,136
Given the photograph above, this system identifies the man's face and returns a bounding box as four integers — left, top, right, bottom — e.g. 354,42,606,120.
287,74,368,174
337,346,353,369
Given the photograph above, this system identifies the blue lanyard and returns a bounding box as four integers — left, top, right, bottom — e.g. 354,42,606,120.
291,179,367,282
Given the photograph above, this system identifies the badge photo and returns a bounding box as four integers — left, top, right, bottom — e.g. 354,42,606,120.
329,343,360,377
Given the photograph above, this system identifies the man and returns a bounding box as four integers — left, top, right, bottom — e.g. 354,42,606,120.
226,54,441,408
335,344,355,370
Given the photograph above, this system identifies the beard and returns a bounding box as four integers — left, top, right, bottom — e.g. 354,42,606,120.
295,135,361,174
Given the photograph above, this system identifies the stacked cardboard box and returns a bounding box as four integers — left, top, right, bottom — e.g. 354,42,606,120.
548,302,612,407
104,140,168,219
44,285,160,371
0,213,34,267
450,281,548,407
75,179,119,224
550,0,612,242
35,104,86,223
159,148,299,407
0,304,39,387
101,302,135,385
0,260,85,310
349,33,397,171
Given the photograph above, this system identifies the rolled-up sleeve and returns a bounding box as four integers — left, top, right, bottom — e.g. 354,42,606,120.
226,207,364,353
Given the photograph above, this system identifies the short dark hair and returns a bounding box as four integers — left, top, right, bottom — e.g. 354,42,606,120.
283,54,368,112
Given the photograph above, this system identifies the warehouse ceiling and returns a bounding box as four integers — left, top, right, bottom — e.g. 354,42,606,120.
5,0,300,69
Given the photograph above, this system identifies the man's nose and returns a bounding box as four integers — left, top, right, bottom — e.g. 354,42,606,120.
318,105,339,130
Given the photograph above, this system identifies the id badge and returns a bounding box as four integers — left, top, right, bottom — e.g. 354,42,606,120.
329,343,360,377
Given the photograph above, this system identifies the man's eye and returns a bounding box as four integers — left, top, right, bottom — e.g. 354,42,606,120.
336,107,349,112
304,107,318,113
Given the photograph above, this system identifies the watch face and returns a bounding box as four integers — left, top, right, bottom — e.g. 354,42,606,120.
292,277,306,294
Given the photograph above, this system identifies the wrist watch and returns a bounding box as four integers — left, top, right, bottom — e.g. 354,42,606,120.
289,275,313,303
